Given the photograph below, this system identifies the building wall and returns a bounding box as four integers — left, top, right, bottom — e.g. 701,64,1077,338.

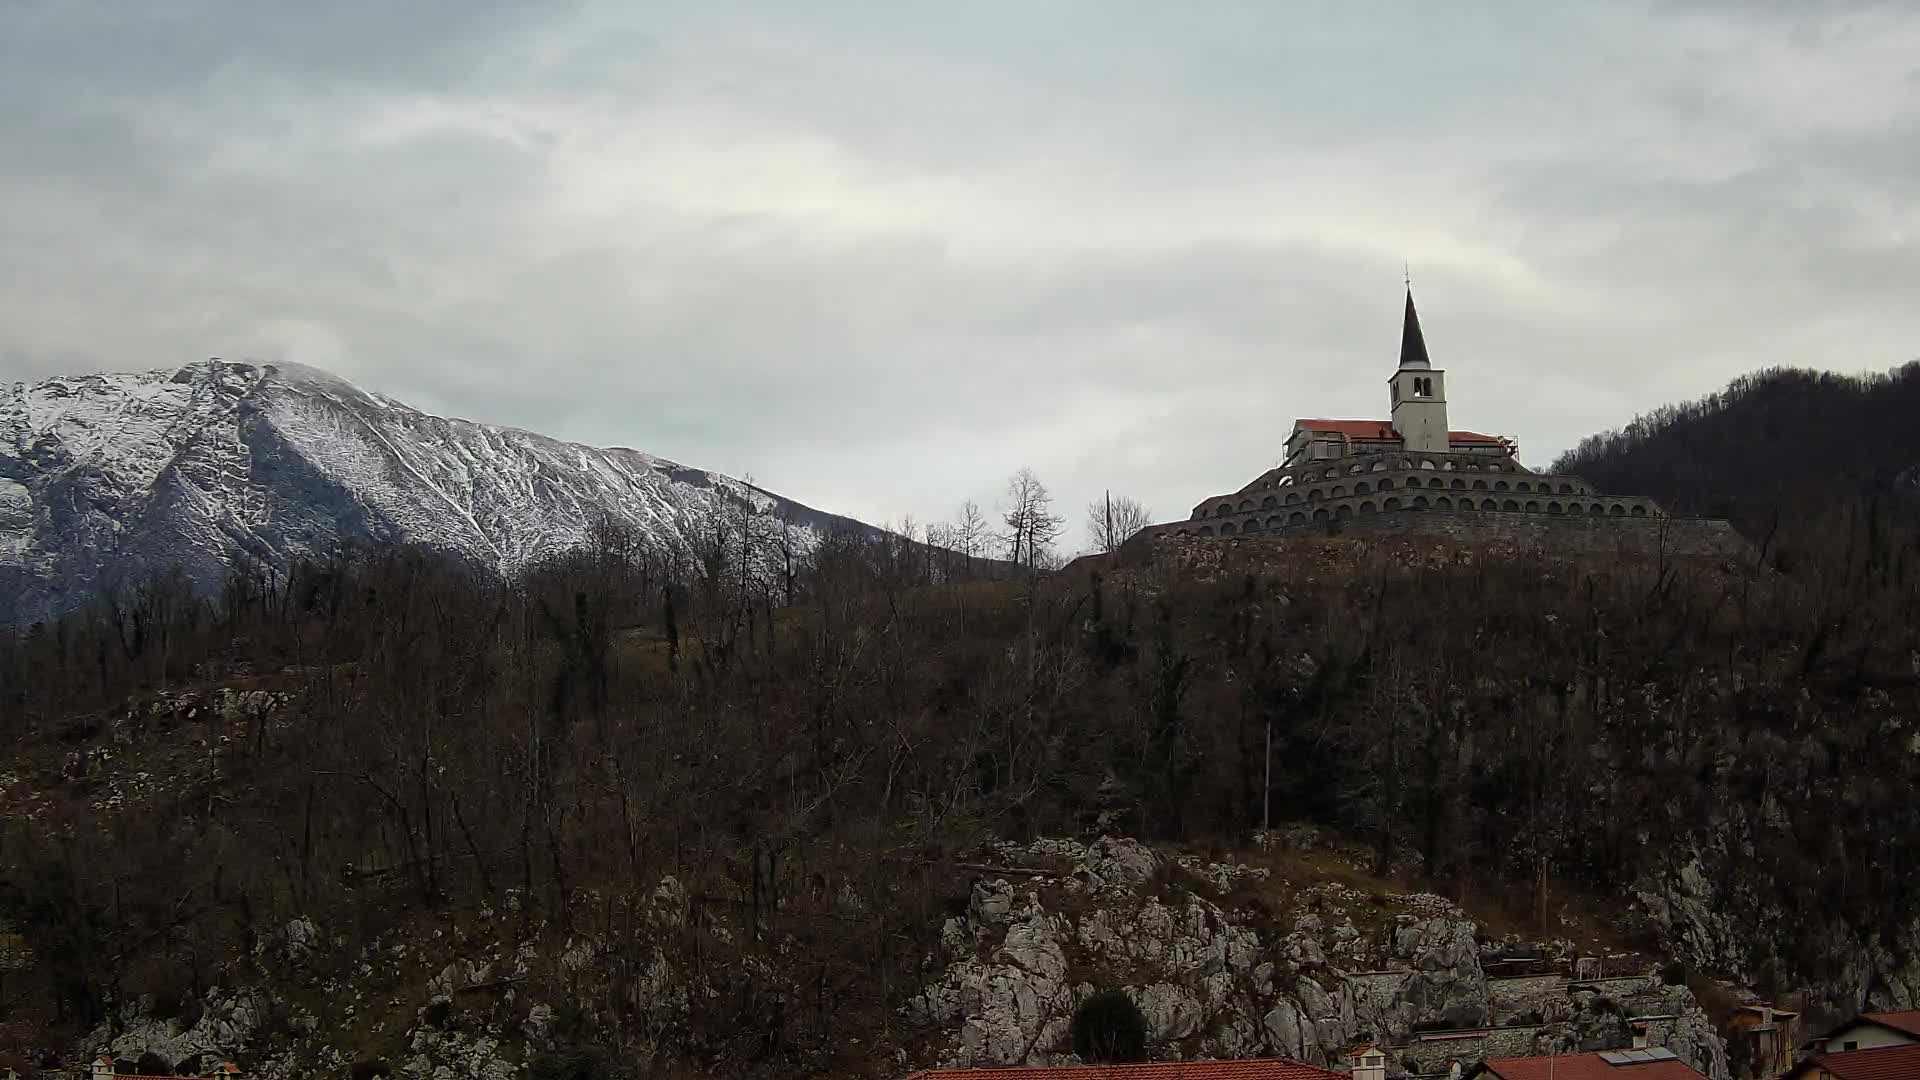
1142,509,1746,560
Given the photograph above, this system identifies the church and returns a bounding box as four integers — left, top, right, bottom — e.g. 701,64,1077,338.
1140,289,1674,542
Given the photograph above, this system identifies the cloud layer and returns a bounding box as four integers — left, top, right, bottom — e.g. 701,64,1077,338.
4,1,1917,542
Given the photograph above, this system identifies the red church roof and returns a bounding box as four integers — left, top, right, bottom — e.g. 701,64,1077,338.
1293,418,1399,440
901,1060,1344,1080
1291,419,1508,447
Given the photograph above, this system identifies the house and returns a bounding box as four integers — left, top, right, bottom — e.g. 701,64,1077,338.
1810,1010,1920,1054
1462,1049,1708,1080
1779,1042,1920,1079
900,1058,1345,1080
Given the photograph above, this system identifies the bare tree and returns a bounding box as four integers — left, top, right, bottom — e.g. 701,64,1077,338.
1085,492,1152,554
1001,468,1066,571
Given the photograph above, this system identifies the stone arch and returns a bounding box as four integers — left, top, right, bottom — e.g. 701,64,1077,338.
1419,459,1437,470
1370,460,1388,472
1288,512,1307,525
1384,497,1402,511
1174,529,1190,537
1451,478,1466,489
1312,508,1330,522
1239,499,1254,511
1334,504,1353,520
1610,504,1627,516
1331,485,1347,497
1631,504,1648,516
1503,499,1520,511
1262,495,1277,509
1359,501,1377,515
1377,477,1395,490
1220,521,1237,535
1525,500,1541,512
1437,496,1453,510
1355,481,1371,495
1548,501,1563,514
1588,504,1605,516
1473,479,1488,490
1559,483,1574,494
1413,495,1430,508
1482,499,1498,510
1307,488,1323,502
1348,464,1365,475
1267,515,1285,529
1198,525,1215,537
1277,475,1293,486
1442,460,1456,470
1216,502,1233,516
1457,498,1473,511
1428,477,1445,489
1495,480,1510,492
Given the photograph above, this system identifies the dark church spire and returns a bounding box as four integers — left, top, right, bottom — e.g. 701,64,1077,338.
1398,285,1432,370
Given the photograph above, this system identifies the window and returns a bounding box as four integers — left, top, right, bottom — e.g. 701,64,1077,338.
1844,1042,1859,1052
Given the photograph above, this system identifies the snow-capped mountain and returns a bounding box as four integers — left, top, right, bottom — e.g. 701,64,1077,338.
1,361,877,625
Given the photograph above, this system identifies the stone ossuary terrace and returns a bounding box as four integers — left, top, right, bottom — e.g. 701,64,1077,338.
1135,288,1701,548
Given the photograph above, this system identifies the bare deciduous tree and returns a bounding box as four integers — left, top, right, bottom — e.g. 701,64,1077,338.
1000,468,1065,571
1085,493,1152,554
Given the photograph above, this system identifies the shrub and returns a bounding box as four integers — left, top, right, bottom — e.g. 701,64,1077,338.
1072,990,1149,1063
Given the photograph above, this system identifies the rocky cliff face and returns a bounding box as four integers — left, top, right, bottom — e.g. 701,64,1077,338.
1,361,874,624
912,837,1729,1079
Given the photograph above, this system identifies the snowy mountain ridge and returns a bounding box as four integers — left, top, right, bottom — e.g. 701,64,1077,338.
1,360,877,625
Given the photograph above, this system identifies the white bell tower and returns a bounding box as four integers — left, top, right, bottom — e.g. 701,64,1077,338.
1388,287,1449,454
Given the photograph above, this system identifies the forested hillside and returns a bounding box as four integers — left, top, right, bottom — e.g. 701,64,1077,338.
1554,362,1920,542
5,489,1920,1076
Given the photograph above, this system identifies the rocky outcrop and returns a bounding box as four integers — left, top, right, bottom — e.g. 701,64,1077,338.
913,837,1732,1079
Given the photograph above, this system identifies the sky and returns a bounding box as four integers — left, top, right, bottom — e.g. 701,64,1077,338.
2,2,1917,550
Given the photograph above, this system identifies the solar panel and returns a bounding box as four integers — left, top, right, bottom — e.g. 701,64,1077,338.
1598,1052,1632,1065
1643,1048,1678,1061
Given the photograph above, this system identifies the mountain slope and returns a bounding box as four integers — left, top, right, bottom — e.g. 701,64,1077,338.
0,360,874,624
1552,361,1920,528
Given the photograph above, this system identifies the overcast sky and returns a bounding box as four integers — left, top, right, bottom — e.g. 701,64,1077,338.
3,2,1916,547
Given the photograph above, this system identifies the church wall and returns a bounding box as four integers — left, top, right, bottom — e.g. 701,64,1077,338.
1148,509,1746,560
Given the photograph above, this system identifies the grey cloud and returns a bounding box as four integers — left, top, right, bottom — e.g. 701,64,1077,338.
2,1,1917,548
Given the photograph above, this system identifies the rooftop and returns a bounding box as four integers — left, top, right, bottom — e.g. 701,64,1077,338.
1473,1049,1707,1080
1290,419,1508,446
901,1060,1344,1080
1860,1009,1920,1037
1794,1043,1920,1080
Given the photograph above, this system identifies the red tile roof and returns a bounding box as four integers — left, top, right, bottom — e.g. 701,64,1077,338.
1793,1043,1920,1079
1478,1052,1707,1080
1291,419,1508,448
901,1060,1344,1080
1862,1009,1920,1037
1294,419,1399,440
